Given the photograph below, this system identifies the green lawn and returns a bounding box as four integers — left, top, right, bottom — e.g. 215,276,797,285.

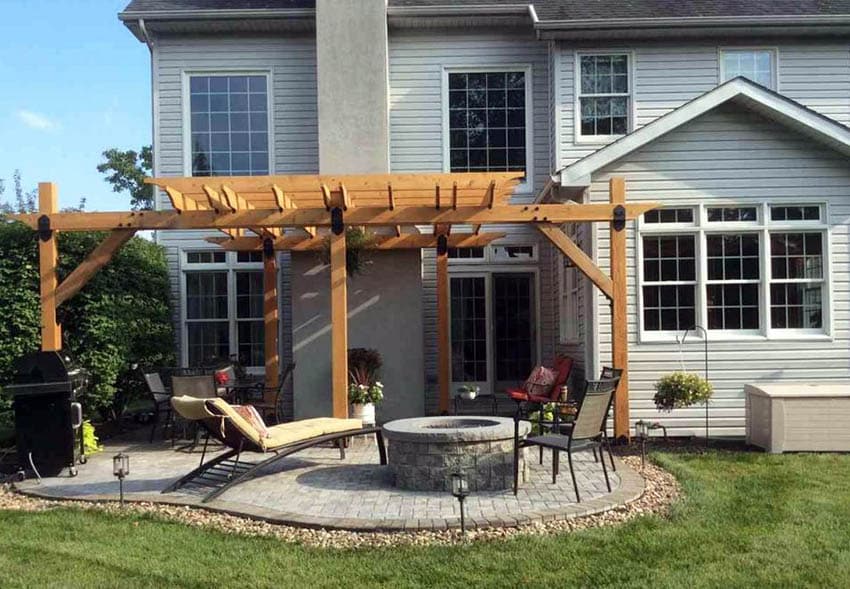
1,450,849,588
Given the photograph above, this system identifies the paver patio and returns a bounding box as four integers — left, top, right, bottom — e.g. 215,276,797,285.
15,430,644,530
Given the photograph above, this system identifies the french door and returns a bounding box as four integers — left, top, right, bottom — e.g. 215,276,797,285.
449,271,537,395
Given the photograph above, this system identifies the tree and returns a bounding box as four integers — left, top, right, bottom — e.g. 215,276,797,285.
0,169,37,214
0,222,174,424
97,146,153,210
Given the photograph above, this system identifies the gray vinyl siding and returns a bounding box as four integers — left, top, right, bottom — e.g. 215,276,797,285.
151,33,318,364
388,30,555,413
556,42,850,168
587,103,850,437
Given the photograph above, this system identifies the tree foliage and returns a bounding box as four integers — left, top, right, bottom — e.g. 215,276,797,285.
0,222,174,423
97,146,153,210
0,170,37,214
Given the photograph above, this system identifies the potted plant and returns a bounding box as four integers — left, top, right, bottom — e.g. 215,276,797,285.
654,371,713,412
348,348,383,425
457,384,479,400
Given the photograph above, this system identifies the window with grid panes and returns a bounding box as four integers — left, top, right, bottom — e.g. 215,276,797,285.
769,233,824,329
578,54,630,137
189,75,269,176
706,234,760,330
185,272,229,365
641,235,697,331
722,49,775,88
447,72,527,175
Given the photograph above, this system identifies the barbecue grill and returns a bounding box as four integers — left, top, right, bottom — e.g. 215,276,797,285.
4,351,88,477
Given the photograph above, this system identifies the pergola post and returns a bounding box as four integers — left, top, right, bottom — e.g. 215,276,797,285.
330,222,348,418
38,182,61,351
609,176,630,441
262,240,280,401
436,236,451,414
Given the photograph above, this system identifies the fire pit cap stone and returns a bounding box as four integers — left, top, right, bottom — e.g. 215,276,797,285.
382,416,530,443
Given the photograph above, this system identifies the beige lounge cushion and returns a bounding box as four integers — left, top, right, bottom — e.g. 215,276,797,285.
206,397,264,448
263,417,363,450
171,395,215,420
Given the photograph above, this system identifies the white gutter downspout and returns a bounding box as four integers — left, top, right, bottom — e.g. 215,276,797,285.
138,18,153,50
139,19,160,244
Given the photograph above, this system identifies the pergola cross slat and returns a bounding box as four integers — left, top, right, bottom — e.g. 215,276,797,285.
13,172,656,441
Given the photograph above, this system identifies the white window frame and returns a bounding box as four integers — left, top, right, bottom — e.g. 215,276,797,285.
637,201,832,342
447,242,538,265
179,249,269,371
718,48,779,91
574,51,635,144
441,65,535,195
181,69,275,177
558,223,581,344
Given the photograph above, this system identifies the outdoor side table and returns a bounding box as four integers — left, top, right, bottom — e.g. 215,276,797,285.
453,392,498,415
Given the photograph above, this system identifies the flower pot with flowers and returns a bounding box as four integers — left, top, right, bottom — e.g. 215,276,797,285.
347,348,383,425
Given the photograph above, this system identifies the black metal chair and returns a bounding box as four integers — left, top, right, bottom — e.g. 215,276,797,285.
513,376,620,502
247,362,295,425
143,372,173,443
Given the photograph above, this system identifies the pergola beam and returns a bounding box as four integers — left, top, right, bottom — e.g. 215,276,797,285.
263,245,280,397
55,229,137,306
330,227,348,419
435,226,451,414
536,224,614,300
609,177,630,442
206,232,507,251
11,203,657,231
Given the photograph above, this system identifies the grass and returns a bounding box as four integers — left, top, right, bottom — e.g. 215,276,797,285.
1,450,849,588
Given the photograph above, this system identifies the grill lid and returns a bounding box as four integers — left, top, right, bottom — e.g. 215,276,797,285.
11,351,84,384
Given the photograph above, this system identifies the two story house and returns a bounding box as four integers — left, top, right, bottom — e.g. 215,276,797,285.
120,0,850,436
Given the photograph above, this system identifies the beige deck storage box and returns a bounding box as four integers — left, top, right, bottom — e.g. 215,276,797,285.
745,383,850,453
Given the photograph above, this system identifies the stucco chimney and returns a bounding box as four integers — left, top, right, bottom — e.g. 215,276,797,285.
316,0,390,174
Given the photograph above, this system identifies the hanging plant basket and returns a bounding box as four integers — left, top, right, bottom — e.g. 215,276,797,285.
318,227,375,277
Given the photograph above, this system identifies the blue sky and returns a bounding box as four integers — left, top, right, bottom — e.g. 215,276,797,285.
0,0,149,211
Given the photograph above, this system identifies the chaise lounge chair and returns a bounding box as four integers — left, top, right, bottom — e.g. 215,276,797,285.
163,396,386,502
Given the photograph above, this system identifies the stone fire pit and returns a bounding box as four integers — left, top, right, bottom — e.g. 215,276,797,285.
382,416,531,492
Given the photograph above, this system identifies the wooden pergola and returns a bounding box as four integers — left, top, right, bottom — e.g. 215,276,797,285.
13,173,655,440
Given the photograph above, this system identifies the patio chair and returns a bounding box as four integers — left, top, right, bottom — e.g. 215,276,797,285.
171,375,217,398
508,356,574,463
163,395,386,502
246,362,295,425
143,372,173,444
513,376,620,502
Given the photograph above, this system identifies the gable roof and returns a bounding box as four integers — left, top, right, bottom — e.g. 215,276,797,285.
555,77,850,189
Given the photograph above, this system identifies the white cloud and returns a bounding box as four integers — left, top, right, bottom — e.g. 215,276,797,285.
16,109,58,131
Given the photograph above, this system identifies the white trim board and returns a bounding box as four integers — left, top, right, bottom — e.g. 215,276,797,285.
554,76,850,188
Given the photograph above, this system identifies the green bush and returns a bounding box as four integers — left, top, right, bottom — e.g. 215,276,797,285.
654,371,713,412
0,221,175,423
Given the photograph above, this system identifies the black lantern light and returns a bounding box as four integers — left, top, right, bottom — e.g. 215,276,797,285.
450,470,469,533
634,420,649,470
112,452,130,506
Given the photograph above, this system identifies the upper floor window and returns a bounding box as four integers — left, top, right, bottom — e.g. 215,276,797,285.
189,74,270,176
721,49,776,89
578,54,630,139
446,70,529,179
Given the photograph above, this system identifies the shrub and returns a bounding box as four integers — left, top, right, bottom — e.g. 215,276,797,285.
0,221,174,423
654,371,713,412
347,381,384,405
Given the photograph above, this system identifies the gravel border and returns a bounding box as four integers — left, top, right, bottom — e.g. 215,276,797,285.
0,452,679,549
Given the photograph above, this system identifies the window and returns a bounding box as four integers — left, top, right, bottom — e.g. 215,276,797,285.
491,245,536,261
721,49,775,88
447,71,528,176
578,54,630,138
707,206,757,223
770,233,824,329
644,208,694,225
182,250,269,367
185,272,229,365
641,235,696,331
236,271,264,367
189,74,269,176
705,234,760,330
639,204,829,338
448,247,485,260
559,226,581,342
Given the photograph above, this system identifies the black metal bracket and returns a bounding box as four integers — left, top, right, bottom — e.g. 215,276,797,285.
436,234,448,256
262,237,274,259
612,205,626,232
37,215,52,242
331,207,344,236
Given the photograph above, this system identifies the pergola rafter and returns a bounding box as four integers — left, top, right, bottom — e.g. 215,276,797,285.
13,172,656,441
